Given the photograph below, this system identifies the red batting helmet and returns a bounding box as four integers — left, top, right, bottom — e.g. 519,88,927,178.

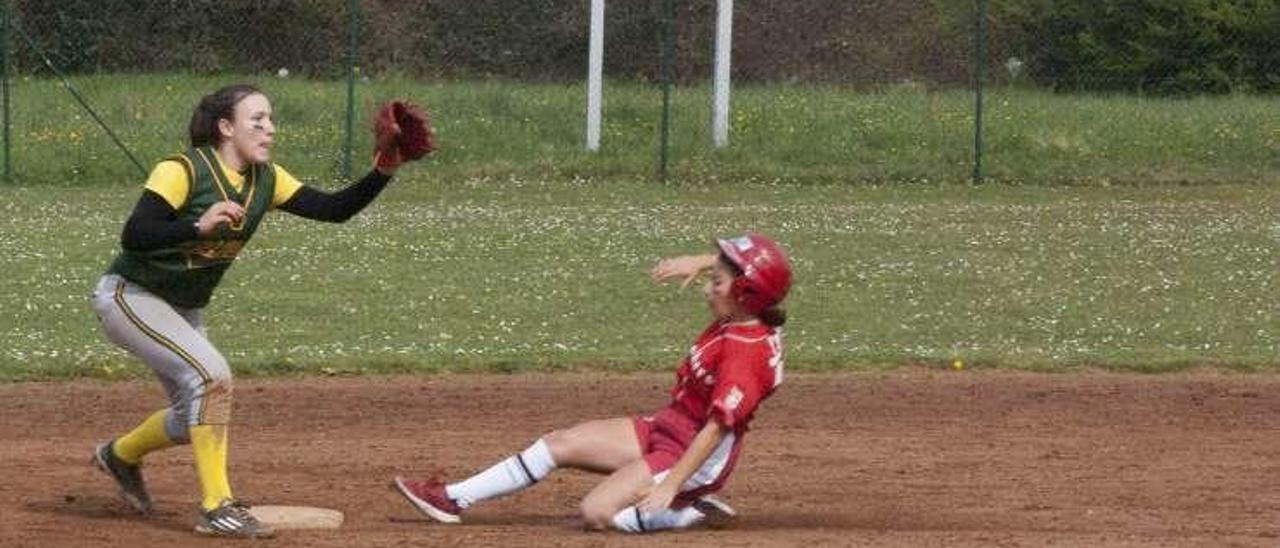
716,233,793,315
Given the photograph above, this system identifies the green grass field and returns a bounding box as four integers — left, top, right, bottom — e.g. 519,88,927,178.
0,75,1275,380
2,74,1277,185
0,179,1275,380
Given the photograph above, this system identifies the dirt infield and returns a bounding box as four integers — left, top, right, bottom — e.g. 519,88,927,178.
2,370,1277,547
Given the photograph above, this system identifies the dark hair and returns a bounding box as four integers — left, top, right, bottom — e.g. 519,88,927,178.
757,307,787,327
717,253,787,327
188,84,263,147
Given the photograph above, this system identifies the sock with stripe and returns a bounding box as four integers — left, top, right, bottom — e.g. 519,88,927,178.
611,505,705,533
112,409,176,464
190,424,233,511
445,439,555,509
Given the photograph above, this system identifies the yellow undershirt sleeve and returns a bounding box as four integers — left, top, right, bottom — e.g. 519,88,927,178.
145,160,303,210
272,164,304,208
143,160,190,210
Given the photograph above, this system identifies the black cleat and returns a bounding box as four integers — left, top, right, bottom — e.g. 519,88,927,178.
195,499,275,538
91,441,153,514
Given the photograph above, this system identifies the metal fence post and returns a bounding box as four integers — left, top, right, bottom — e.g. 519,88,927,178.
659,0,674,182
343,0,358,180
972,0,987,184
2,0,11,182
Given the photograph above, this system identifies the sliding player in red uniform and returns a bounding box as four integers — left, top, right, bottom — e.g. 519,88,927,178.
393,234,792,533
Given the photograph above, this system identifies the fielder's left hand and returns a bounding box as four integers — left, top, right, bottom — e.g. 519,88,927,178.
373,100,436,175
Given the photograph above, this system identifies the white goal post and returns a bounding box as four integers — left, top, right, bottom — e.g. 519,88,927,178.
586,0,605,151
586,0,734,151
711,0,732,149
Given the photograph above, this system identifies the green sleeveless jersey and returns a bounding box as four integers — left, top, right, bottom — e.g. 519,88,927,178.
109,147,276,309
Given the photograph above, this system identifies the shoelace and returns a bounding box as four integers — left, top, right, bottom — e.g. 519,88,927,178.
216,500,258,524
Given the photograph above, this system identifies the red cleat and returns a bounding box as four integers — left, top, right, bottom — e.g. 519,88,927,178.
392,477,463,524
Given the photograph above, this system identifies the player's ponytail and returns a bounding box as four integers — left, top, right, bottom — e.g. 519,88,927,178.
188,84,263,148
758,307,787,327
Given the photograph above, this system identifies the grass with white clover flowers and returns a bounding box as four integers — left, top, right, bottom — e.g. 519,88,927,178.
0,75,1275,380
1,179,1276,380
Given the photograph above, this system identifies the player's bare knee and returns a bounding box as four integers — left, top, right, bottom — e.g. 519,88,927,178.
541,430,575,463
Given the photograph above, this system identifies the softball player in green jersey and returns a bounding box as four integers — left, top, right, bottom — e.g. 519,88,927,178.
88,84,428,538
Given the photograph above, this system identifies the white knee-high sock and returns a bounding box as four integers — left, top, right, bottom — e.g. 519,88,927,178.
611,505,705,533
445,439,556,509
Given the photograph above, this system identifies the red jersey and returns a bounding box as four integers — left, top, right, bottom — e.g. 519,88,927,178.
670,319,784,433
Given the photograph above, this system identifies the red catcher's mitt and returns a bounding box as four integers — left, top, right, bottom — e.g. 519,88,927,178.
374,100,435,170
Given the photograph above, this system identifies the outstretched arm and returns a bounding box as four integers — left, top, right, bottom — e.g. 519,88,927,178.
276,170,392,223
636,421,728,513
278,99,434,223
650,253,717,289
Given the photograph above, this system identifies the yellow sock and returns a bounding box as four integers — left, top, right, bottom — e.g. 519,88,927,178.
190,424,233,511
112,409,176,464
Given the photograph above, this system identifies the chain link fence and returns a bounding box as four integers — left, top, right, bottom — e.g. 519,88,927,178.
1,0,1276,185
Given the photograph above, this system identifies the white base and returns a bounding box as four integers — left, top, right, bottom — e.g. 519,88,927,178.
247,505,344,530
